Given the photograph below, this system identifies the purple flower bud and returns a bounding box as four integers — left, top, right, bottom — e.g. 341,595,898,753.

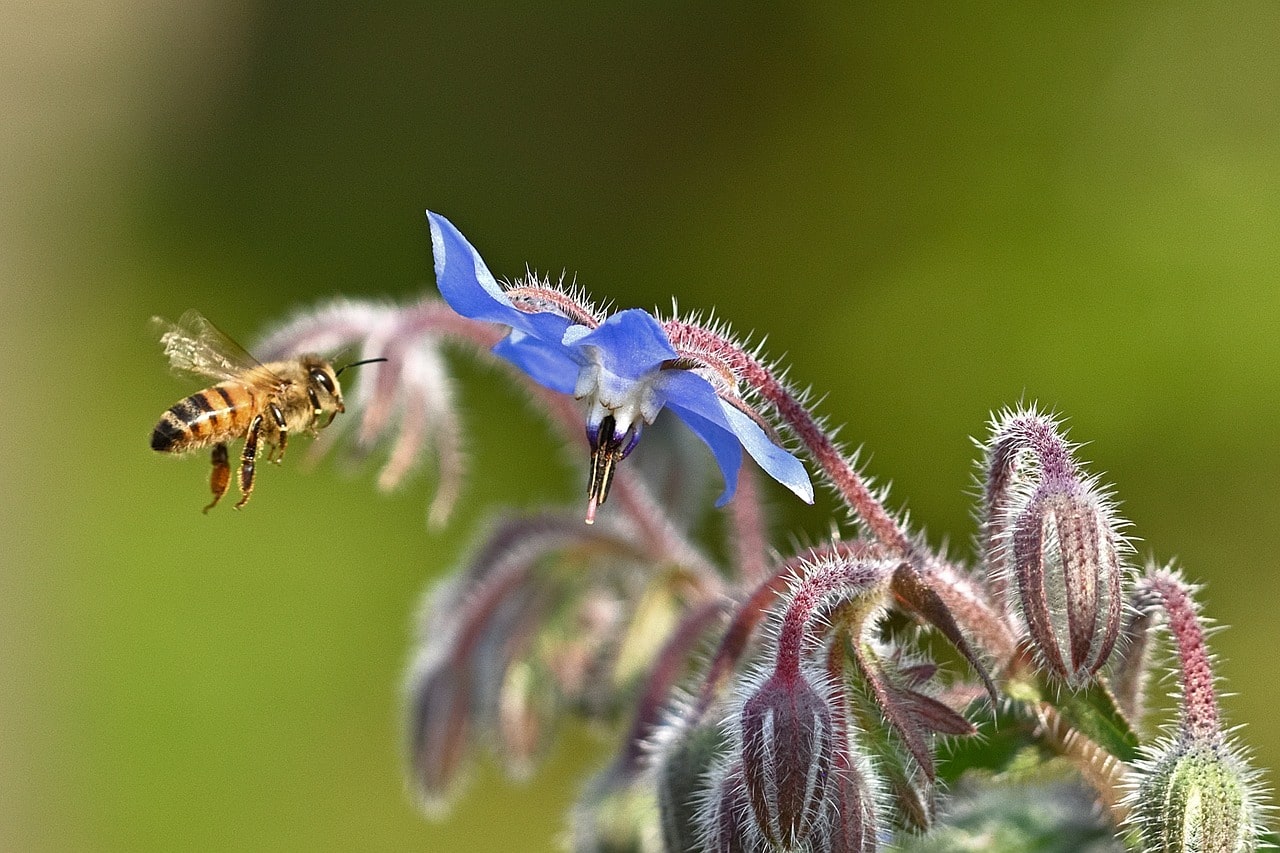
982,408,1130,687
738,669,834,848
1011,482,1123,687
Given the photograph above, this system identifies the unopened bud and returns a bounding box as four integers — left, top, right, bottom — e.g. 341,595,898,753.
701,764,760,853
739,669,834,848
655,713,728,853
982,409,1129,687
1131,741,1258,853
1012,483,1123,687
1124,568,1266,853
406,664,471,813
823,747,882,853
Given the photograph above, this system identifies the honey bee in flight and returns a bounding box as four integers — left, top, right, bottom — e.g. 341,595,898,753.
150,310,385,512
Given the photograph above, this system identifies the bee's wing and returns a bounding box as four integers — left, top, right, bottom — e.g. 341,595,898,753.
152,310,280,383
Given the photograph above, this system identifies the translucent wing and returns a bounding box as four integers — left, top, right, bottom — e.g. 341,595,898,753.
152,310,278,383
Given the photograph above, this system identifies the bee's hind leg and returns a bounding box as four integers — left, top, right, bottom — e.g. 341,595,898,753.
203,443,231,513
235,415,263,509
268,403,288,464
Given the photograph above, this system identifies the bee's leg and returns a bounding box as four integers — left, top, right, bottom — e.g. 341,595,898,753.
269,403,288,463
203,443,231,513
235,414,263,509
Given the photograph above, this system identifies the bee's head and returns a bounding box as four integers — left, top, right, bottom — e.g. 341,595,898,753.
303,355,388,426
299,357,344,427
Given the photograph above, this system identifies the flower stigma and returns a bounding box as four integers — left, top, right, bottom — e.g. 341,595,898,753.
585,414,635,523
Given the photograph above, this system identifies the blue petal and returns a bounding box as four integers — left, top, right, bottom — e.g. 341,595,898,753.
426,211,572,344
566,309,677,381
666,403,744,507
427,210,515,323
659,370,814,506
655,371,747,505
493,330,582,395
719,404,815,504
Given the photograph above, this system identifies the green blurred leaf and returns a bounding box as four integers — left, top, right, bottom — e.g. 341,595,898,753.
1040,678,1141,764
894,776,1125,853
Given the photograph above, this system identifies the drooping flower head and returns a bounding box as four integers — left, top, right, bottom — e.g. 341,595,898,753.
427,211,813,522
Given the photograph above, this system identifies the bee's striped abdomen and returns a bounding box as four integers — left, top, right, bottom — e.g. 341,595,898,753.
151,383,256,452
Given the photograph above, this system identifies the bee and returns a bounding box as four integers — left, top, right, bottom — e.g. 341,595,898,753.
150,310,384,512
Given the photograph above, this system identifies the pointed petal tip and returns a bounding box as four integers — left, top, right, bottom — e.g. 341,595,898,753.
791,473,816,505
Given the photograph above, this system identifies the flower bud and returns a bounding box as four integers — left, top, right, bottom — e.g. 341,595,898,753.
823,747,882,853
655,713,728,853
1012,483,1123,687
1124,568,1266,853
701,764,761,853
406,663,471,813
1131,742,1258,853
738,669,834,848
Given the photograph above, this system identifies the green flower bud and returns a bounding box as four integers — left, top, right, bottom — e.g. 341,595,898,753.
653,712,728,853
1131,741,1259,853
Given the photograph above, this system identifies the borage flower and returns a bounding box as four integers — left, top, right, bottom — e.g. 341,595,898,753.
427,211,813,522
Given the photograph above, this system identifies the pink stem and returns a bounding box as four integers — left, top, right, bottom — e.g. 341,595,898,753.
694,541,883,715
663,320,1019,677
728,463,769,585
774,559,890,675
1140,570,1221,745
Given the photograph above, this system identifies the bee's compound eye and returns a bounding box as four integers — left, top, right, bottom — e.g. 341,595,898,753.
310,368,335,395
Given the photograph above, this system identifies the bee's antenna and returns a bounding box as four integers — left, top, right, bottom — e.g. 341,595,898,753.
336,357,388,376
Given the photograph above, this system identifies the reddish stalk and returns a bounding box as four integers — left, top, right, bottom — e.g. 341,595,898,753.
728,463,769,585
773,559,892,675
1140,570,1221,745
694,541,883,716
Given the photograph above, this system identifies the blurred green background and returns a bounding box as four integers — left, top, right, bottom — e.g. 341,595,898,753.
4,2,1279,849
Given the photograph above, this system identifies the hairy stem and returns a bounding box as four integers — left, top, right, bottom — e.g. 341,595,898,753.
694,541,884,716
728,463,769,585
1138,569,1221,745
1032,701,1131,826
774,559,892,675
